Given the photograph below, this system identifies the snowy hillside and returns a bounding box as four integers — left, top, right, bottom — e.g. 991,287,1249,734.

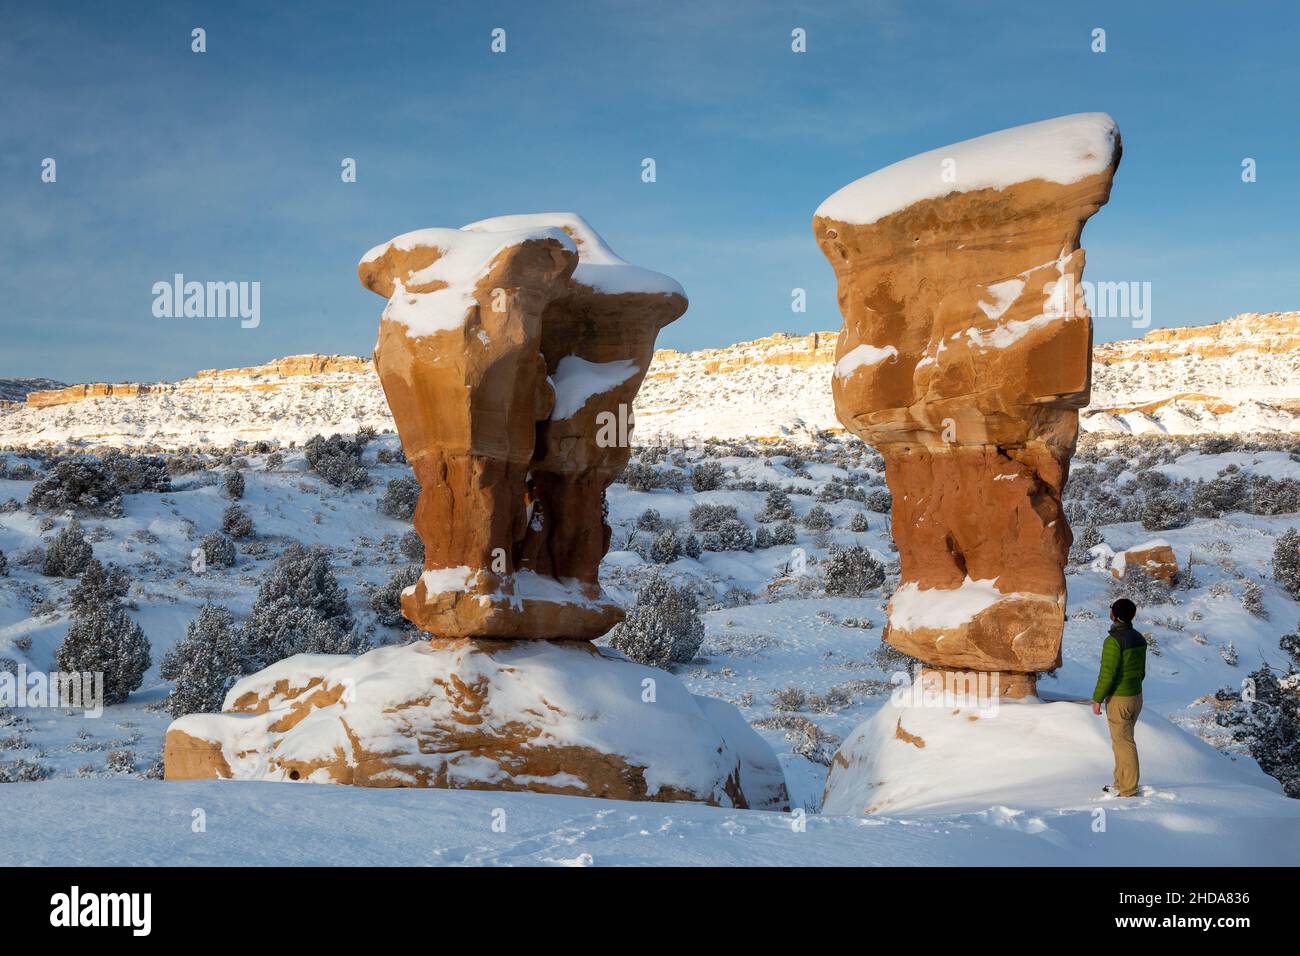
2,431,1299,864
2,313,1296,449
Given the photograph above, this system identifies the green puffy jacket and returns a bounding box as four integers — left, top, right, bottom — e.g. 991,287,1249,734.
1092,623,1147,702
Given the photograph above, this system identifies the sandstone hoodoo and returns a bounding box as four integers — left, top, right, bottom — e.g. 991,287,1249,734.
165,213,788,809
358,213,687,640
814,113,1122,698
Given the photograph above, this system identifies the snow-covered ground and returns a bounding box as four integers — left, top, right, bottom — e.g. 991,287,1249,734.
2,431,1298,865
6,768,1295,866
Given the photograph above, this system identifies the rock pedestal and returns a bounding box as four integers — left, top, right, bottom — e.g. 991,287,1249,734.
813,113,1122,695
165,640,789,810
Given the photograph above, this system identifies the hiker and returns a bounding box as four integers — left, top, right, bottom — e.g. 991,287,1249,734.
1091,597,1147,797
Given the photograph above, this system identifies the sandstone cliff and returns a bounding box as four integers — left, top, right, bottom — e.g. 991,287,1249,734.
4,315,1297,448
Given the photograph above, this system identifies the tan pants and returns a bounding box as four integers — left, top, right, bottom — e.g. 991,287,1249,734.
1106,694,1143,796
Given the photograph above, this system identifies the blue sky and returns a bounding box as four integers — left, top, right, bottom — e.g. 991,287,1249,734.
2,0,1298,382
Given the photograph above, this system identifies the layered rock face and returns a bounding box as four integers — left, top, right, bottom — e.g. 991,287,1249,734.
814,113,1122,695
358,214,686,639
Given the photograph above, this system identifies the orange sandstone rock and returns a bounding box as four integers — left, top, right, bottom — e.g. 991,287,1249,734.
359,215,686,639
1110,541,1179,584
814,113,1122,690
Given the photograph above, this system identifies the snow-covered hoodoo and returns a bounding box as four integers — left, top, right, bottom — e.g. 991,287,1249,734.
813,113,1123,700
164,213,788,810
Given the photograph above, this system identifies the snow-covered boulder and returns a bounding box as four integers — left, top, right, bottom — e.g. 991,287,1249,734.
1089,538,1179,583
822,688,1283,816
165,639,789,811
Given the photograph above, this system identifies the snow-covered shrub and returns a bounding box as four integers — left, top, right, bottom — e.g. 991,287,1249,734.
242,602,368,670
1140,490,1190,531
160,603,244,717
1272,528,1300,600
757,488,794,523
722,584,755,607
223,469,245,500
1068,521,1105,565
399,530,424,563
690,461,724,492
68,560,131,618
0,759,51,783
1191,473,1246,519
816,482,846,503
1280,625,1300,668
703,518,753,553
823,545,885,596
1220,642,1239,667
771,521,797,546
253,543,352,627
1215,663,1300,798
751,713,840,766
55,587,151,707
689,503,740,532
9,462,36,480
635,508,664,532
378,476,421,520
26,456,122,515
304,434,369,489
1199,436,1239,456
770,686,807,712
1242,580,1268,620
106,749,135,774
680,533,702,560
754,526,772,549
0,550,7,577
165,454,205,476
640,445,669,466
42,519,93,578
1249,476,1300,516
199,531,236,569
649,528,681,564
105,453,171,494
240,544,364,669
1111,564,1173,606
608,576,705,669
222,504,254,539
375,446,407,465
849,511,870,533
618,462,653,491
865,489,892,514
370,565,421,629
802,505,833,531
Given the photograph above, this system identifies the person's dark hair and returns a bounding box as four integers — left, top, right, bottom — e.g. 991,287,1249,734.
1111,598,1137,623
